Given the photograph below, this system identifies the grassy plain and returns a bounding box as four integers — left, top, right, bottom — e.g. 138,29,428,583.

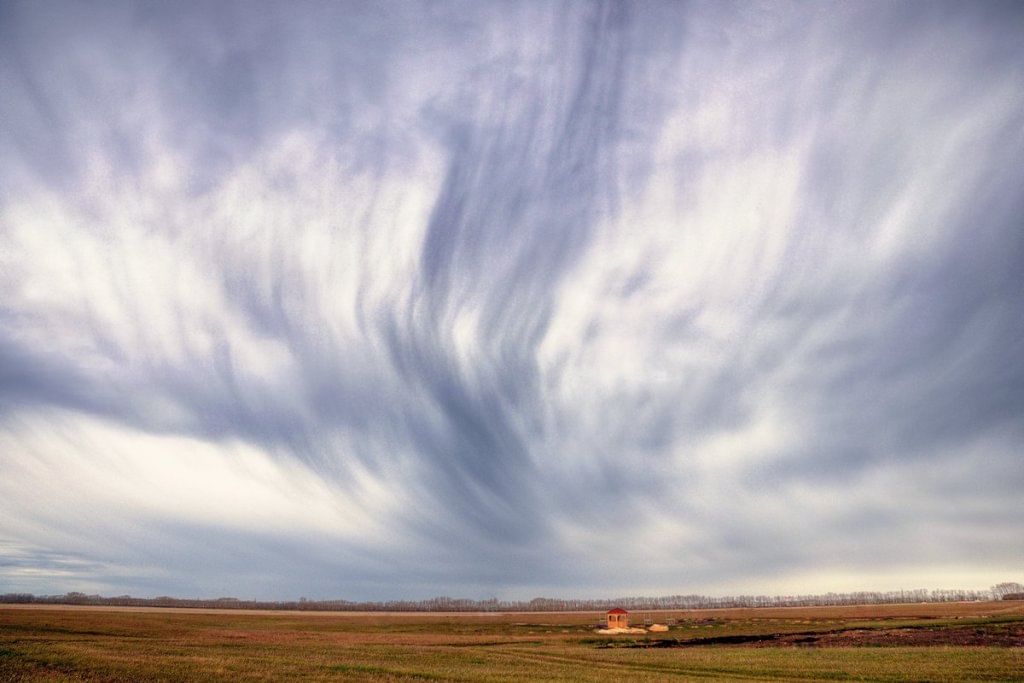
1,601,1022,681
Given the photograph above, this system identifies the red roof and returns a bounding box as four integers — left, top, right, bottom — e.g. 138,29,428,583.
607,607,628,614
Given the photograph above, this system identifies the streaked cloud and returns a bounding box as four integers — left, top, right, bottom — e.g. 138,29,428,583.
1,1,1022,599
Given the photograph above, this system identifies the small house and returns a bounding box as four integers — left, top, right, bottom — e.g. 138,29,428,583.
606,607,629,628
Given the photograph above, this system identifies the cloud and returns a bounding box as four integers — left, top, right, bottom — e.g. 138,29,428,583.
1,1,1022,599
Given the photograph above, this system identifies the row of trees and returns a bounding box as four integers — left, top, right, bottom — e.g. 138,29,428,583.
2,583,1021,612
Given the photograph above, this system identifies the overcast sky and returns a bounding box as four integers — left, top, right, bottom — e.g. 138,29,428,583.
1,1,1022,601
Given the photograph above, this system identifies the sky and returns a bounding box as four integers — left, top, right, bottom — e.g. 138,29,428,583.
1,0,1022,601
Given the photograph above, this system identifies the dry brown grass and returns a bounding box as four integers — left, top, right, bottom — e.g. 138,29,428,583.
1,601,1022,681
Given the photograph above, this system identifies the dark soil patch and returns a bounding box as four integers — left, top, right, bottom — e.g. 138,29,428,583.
615,622,1024,648
782,623,1024,647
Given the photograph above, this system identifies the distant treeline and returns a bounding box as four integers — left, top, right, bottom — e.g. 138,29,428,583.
2,583,1022,612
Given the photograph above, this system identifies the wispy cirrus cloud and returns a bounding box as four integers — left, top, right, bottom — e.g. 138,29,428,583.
1,1,1022,599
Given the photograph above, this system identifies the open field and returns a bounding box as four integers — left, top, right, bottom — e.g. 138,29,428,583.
1,601,1022,681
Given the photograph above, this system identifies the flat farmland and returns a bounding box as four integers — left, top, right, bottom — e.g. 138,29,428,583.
1,601,1022,681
